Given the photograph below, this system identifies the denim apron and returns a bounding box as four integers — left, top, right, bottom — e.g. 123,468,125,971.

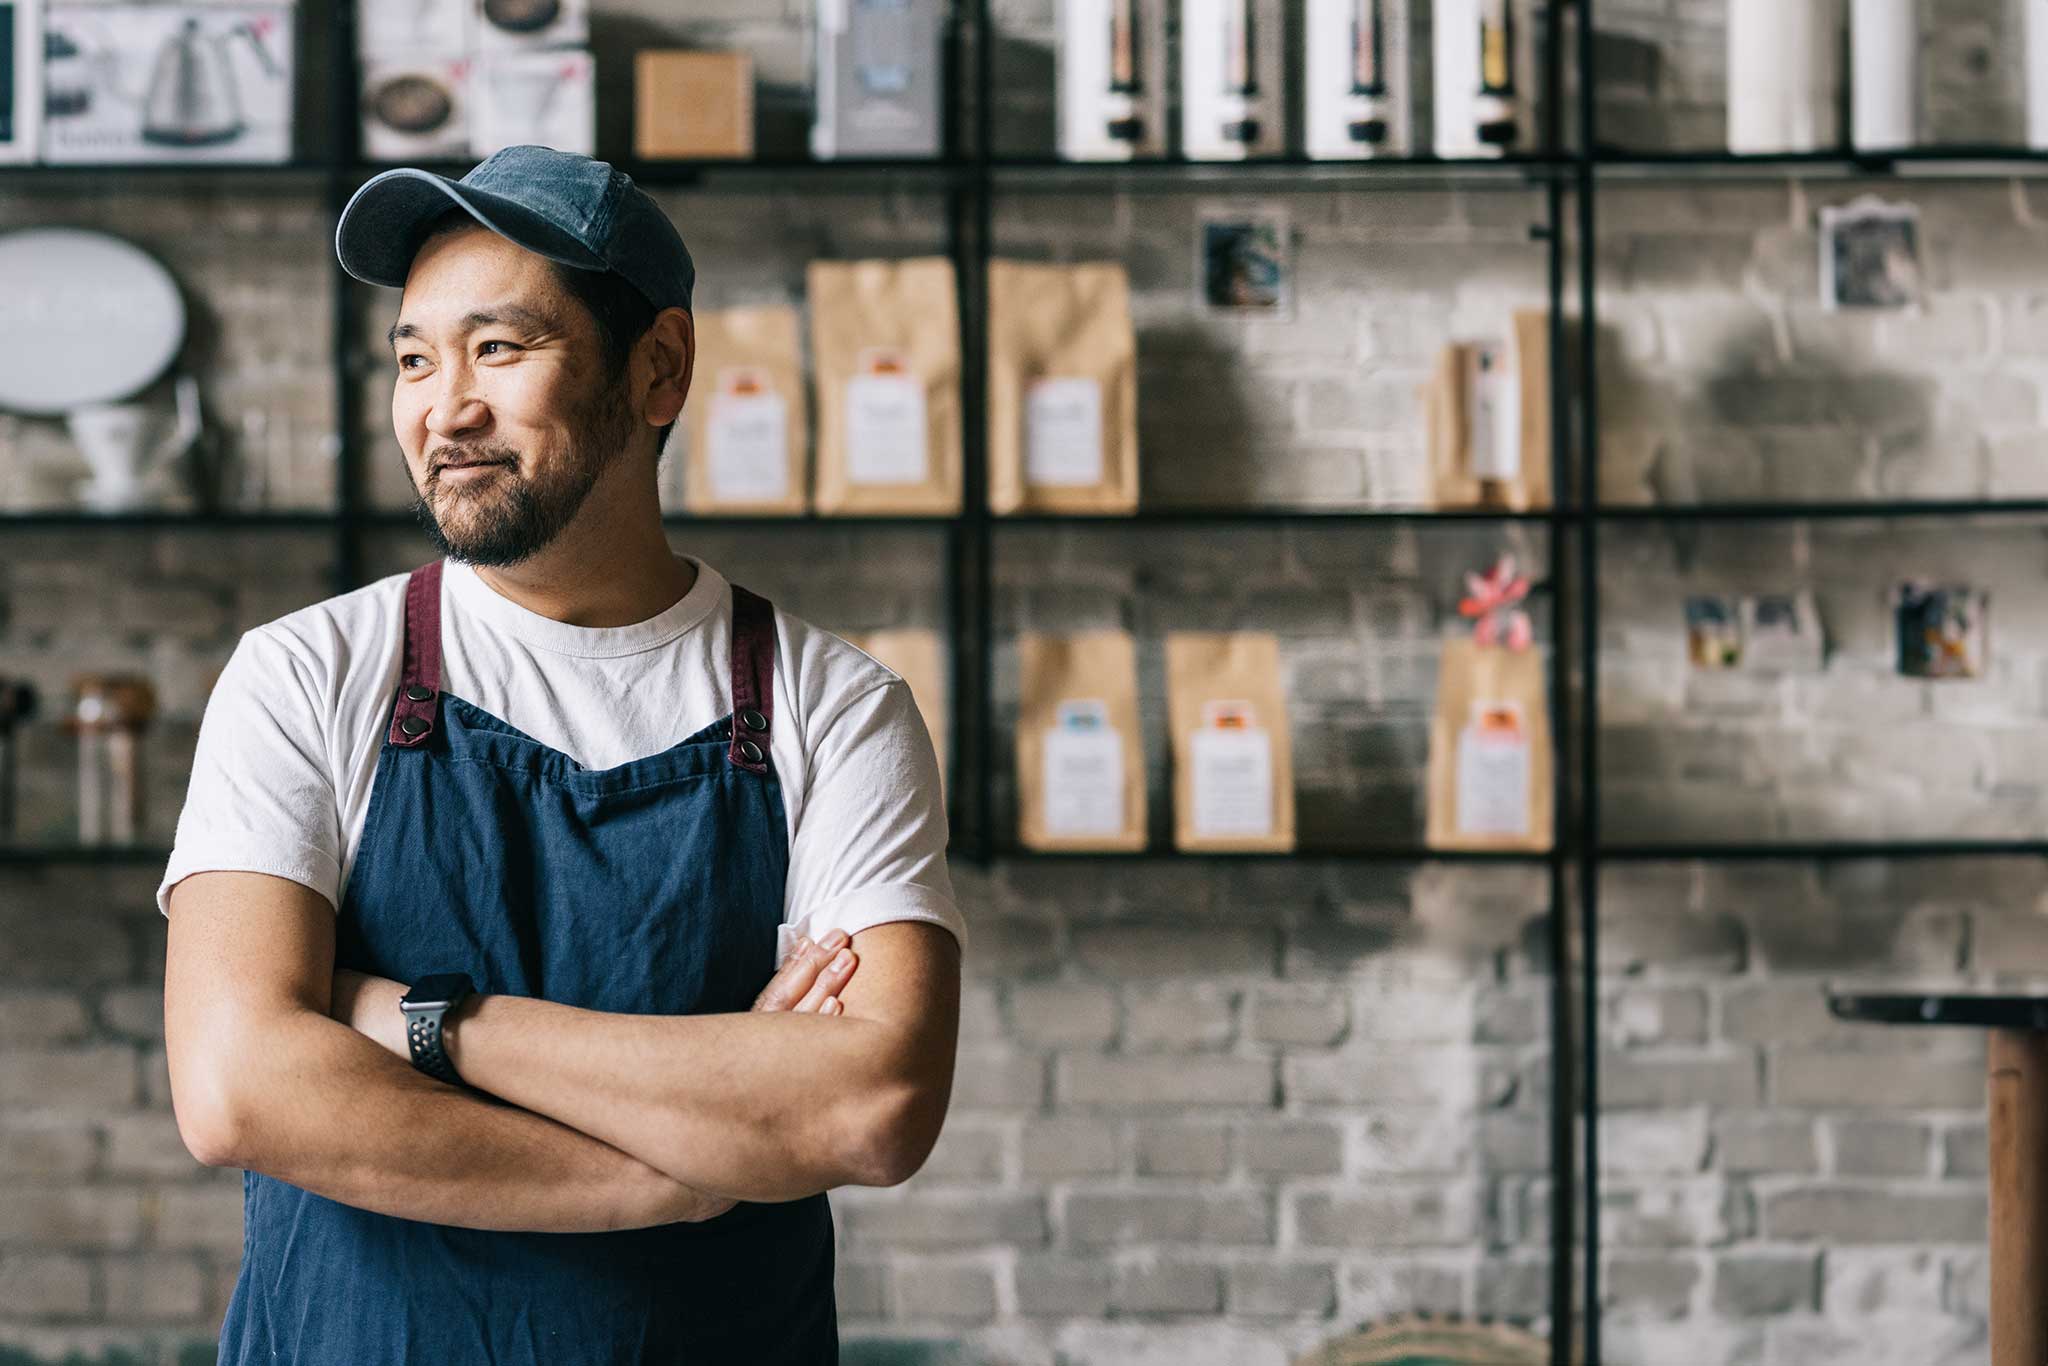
216,557,838,1365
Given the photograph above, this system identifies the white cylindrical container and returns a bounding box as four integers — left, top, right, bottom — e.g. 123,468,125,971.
2029,0,2048,149
1432,0,1483,157
1851,0,1917,150
1727,0,1842,154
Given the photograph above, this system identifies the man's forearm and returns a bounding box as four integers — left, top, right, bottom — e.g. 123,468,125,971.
208,1005,728,1232
442,993,911,1202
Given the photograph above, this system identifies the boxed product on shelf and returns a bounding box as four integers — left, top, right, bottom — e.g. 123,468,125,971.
636,50,753,160
1056,0,1168,161
1425,636,1553,852
1431,0,1538,158
361,57,471,161
1166,632,1294,852
683,304,808,517
472,0,585,51
470,47,593,157
1018,631,1145,852
1304,0,1411,160
1179,0,1285,160
0,0,43,164
357,0,467,59
811,0,943,159
807,256,962,516
42,3,295,164
986,258,1138,516
1422,309,1550,512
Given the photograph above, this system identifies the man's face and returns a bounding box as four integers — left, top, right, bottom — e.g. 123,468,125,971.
387,223,637,567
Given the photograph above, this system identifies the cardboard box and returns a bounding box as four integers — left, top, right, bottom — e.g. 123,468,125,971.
362,57,470,161
471,47,593,157
42,4,295,164
636,50,753,160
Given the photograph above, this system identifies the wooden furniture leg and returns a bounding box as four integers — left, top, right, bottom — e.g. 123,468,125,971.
1989,1028,2048,1366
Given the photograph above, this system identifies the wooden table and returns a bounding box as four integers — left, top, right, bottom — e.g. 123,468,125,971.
1829,992,2048,1366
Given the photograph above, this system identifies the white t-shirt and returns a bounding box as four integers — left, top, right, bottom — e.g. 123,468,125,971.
155,553,966,970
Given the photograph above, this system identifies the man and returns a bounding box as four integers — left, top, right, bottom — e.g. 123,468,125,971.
157,144,965,1365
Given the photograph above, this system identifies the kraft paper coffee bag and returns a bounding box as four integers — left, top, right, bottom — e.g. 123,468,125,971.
808,257,963,515
1165,632,1295,852
1423,309,1551,512
844,627,949,796
987,258,1139,515
684,305,808,515
1425,637,1555,851
1017,631,1146,851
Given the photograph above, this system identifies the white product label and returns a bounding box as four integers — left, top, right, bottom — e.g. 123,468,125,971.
1043,699,1125,836
1190,700,1274,838
1025,376,1106,487
1455,699,1532,836
845,348,929,484
705,368,790,501
1466,340,1519,481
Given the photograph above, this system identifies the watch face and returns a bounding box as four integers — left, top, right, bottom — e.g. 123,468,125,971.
402,973,473,1010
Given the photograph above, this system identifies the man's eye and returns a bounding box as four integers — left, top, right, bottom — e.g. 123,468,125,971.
397,354,424,370
480,340,520,356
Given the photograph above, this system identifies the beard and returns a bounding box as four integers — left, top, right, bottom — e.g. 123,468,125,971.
406,377,639,568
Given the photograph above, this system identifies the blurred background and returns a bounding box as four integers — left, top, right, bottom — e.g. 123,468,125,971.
5,1,2048,1363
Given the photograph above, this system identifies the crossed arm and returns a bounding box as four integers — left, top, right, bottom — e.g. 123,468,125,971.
163,869,961,1233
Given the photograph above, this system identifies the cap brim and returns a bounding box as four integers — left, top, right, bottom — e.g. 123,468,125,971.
334,167,609,290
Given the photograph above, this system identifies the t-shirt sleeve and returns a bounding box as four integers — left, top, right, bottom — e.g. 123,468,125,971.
155,627,344,918
779,676,966,967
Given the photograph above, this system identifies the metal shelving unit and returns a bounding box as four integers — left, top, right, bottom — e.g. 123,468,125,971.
15,1,2048,1361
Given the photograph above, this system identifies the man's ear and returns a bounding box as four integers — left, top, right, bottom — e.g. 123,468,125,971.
641,306,693,427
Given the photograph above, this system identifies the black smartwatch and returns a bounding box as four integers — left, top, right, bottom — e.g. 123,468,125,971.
400,972,475,1086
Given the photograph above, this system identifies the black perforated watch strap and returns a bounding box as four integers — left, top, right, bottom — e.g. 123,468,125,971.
405,1003,462,1085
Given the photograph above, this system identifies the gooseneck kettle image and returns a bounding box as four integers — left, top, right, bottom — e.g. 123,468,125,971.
141,16,281,147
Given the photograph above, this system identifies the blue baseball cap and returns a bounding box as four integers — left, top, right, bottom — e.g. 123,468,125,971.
334,144,694,313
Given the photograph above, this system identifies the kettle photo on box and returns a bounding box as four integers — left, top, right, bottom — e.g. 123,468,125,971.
42,5,295,164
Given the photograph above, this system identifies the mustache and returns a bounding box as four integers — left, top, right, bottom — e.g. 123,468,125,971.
429,446,520,474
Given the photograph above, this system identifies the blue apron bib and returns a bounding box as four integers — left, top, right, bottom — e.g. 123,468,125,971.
216,558,838,1365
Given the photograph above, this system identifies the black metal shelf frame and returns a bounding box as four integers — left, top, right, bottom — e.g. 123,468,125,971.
17,2,2048,1361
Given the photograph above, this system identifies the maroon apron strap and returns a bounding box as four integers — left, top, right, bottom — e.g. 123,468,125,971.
388,560,445,748
728,584,775,774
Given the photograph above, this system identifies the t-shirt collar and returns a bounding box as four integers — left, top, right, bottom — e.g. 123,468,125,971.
442,552,725,658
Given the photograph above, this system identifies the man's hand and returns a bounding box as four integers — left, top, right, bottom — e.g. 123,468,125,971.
754,927,859,1015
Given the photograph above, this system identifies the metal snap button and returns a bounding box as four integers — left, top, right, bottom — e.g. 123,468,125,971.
399,716,430,737
404,684,434,702
738,738,764,764
740,708,768,733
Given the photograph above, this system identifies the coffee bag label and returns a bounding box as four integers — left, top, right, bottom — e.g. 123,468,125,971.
1455,698,1532,835
1025,376,1106,487
846,347,930,484
706,367,791,501
1190,699,1274,837
1042,699,1125,836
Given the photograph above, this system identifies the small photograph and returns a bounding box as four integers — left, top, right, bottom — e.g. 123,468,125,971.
1197,204,1291,315
1684,595,1741,669
1819,195,1923,311
1739,591,1824,672
1895,581,1988,679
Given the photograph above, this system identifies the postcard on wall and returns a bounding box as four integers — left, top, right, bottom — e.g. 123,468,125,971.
1895,581,1987,679
1820,195,1923,311
1738,591,1823,672
1196,203,1292,317
1685,595,1741,669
